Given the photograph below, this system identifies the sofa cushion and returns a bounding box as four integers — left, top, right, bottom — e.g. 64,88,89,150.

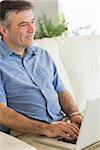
56,35,99,110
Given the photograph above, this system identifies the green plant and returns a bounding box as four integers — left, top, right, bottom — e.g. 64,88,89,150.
35,14,68,39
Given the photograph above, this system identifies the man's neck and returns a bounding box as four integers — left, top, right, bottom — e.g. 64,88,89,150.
9,45,26,57
3,38,26,57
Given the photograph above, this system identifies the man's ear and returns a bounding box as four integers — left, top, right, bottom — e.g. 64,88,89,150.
0,24,2,36
0,24,8,37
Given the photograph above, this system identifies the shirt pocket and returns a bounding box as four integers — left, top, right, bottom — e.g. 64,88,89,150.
36,67,53,83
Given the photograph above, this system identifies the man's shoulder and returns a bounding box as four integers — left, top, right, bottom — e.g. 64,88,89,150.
30,44,49,56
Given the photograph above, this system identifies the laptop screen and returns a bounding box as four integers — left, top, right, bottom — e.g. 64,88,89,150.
75,96,100,150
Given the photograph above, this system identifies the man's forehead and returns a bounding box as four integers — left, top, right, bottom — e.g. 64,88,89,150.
9,9,35,22
12,9,34,16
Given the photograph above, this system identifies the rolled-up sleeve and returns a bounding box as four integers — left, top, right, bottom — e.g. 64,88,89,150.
0,73,7,102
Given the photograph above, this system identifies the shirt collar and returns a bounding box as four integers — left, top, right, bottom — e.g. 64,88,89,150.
26,45,37,55
0,38,37,58
0,38,13,58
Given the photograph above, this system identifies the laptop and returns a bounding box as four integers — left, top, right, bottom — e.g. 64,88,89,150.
33,96,100,150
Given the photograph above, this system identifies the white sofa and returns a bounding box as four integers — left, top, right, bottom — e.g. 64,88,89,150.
34,35,100,111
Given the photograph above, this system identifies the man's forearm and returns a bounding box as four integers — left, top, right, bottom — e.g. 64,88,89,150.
0,105,48,135
58,90,79,117
0,103,81,139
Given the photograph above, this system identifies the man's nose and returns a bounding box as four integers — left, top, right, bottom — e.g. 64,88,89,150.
28,23,36,33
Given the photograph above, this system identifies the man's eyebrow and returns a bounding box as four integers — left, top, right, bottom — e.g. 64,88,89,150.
18,18,35,26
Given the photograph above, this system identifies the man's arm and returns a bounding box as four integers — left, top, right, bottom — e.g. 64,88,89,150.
58,90,79,116
0,102,48,135
58,90,83,126
0,102,79,139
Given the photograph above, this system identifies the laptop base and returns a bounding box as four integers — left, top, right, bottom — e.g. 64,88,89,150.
33,136,100,150
33,135,75,150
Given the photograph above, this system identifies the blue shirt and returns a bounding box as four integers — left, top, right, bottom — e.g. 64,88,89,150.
0,38,65,132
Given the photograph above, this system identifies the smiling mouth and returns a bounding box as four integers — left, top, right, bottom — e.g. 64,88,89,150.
25,33,35,40
26,36,33,39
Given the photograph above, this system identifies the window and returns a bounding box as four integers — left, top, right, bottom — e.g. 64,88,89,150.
59,0,100,35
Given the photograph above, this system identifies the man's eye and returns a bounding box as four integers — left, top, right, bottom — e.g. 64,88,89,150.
32,19,35,24
21,24,26,27
31,21,35,24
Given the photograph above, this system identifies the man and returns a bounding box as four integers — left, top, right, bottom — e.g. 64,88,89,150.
0,0,83,142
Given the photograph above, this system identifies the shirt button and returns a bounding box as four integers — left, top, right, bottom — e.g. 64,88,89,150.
42,90,45,94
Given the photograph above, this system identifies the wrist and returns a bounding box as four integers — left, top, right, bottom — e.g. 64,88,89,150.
41,123,51,136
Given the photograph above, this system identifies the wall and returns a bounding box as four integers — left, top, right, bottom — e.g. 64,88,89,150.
29,0,59,24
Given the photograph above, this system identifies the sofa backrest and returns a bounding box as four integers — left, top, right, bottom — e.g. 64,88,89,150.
34,35,100,111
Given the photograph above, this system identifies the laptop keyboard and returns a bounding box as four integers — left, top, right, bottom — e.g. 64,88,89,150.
58,137,77,144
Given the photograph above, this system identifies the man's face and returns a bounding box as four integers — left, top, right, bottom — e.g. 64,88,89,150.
2,9,36,49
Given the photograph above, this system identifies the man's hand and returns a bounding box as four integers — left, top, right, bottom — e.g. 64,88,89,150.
70,114,83,128
44,121,80,140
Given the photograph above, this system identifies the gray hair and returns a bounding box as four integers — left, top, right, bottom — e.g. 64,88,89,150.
0,0,34,27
